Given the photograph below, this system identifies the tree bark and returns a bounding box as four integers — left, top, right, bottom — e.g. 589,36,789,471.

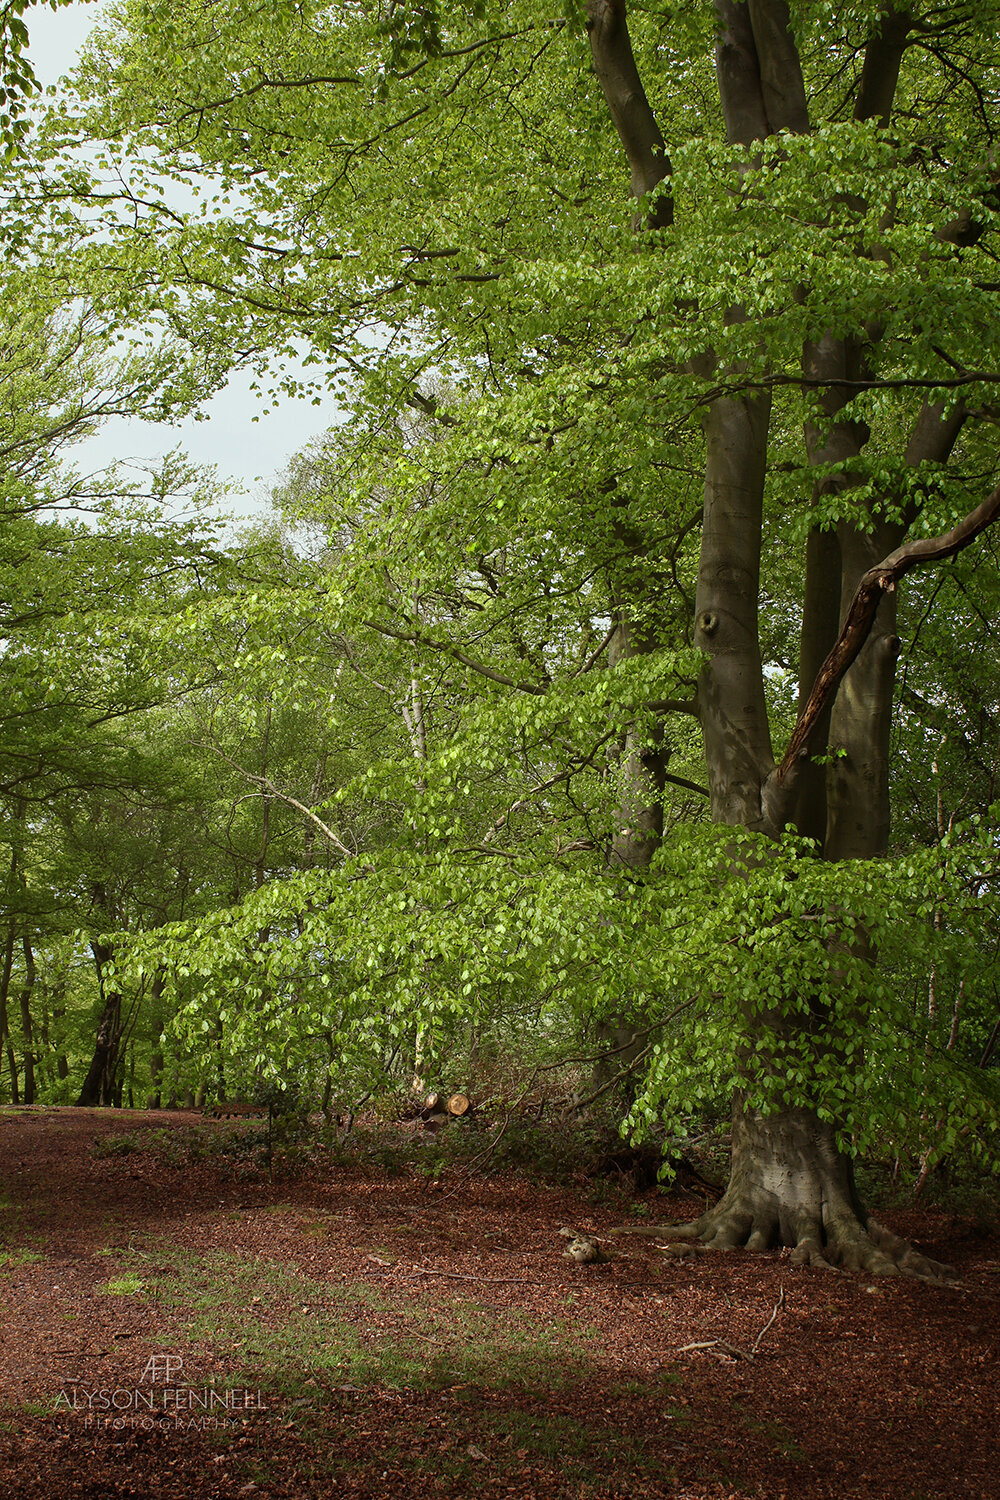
608,618,670,870
76,934,124,1108
148,968,165,1108
586,0,672,228
0,923,19,1105
621,1102,943,1276
695,391,775,830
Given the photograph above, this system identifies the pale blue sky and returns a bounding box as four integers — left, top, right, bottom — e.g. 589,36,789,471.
28,1,336,518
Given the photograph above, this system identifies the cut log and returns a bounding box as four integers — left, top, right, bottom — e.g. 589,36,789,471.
203,1101,265,1120
447,1093,470,1117
424,1092,441,1111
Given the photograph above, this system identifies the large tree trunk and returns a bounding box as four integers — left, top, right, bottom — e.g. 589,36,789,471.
619,1103,943,1277
18,937,35,1106
589,0,964,1277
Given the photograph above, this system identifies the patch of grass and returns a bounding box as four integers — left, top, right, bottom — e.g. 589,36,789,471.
84,1239,704,1498
611,1370,684,1399
20,1400,51,1418
299,1396,684,1492
0,1247,43,1269
741,1413,808,1463
135,1128,194,1169
90,1133,142,1158
0,1195,44,1264
88,1123,271,1173
0,1194,22,1231
481,1405,677,1481
98,1273,146,1295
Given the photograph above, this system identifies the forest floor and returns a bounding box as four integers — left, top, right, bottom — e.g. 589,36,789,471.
0,1109,996,1500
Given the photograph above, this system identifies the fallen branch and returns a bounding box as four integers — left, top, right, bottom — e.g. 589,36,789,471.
675,1283,784,1363
675,1337,753,1361
364,1263,544,1286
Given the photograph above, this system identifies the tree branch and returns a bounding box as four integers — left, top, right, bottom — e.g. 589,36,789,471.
664,772,710,799
746,0,809,133
854,4,911,126
585,0,672,228
363,618,548,696
196,744,355,859
775,478,1000,783
486,731,619,839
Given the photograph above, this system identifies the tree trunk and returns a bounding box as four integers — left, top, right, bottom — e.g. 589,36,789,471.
18,937,35,1106
0,923,19,1105
589,0,962,1278
148,969,165,1108
621,1102,943,1277
76,936,124,1108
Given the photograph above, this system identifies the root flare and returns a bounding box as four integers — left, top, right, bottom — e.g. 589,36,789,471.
612,1204,954,1281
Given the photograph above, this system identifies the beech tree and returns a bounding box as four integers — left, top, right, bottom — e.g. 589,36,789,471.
66,0,1000,1273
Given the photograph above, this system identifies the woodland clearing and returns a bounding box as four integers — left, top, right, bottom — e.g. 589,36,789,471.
0,1108,995,1500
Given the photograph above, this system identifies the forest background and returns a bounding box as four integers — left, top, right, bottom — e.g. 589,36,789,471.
1,0,999,1276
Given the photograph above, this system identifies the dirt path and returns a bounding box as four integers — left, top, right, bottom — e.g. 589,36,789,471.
0,1108,996,1499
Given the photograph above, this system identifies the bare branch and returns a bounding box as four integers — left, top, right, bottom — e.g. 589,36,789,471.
664,772,710,799
195,743,354,859
363,617,548,696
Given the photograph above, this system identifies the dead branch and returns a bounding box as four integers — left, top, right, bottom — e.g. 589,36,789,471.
675,1337,753,1360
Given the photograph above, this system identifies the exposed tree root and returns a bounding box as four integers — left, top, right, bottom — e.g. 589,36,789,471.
616,1106,957,1281
612,1204,955,1281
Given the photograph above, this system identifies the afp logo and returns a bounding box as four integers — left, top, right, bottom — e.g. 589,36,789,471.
140,1355,184,1384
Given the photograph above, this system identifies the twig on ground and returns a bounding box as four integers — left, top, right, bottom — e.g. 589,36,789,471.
362,1263,545,1286
751,1283,785,1354
675,1337,753,1361
675,1283,785,1362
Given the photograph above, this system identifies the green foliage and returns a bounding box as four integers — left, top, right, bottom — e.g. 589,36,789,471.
0,0,74,154
2,0,998,1211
